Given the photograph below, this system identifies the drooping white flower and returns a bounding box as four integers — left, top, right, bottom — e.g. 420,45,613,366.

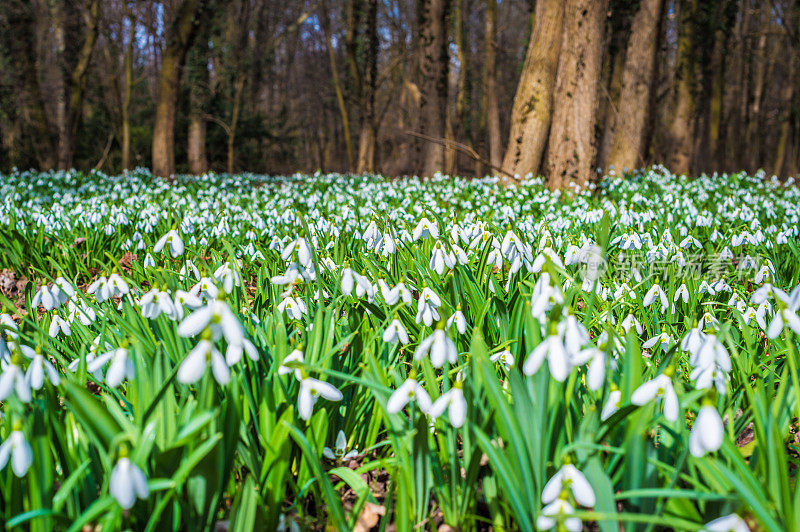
429,382,467,428
689,402,724,457
23,346,60,389
643,284,669,312
154,228,184,257
298,376,343,420
178,299,244,348
446,307,467,334
412,217,439,241
643,329,671,351
601,388,622,421
704,513,750,532
281,236,312,268
489,349,515,370
415,287,441,326
523,332,571,382
0,428,33,477
177,336,230,385
415,327,457,368
536,497,581,532
387,377,432,414
213,262,242,293
323,430,358,462
541,463,596,508
191,277,219,300
87,346,134,387
139,287,176,320
383,319,410,344
631,370,679,422
0,353,32,402
48,314,71,337
109,456,150,509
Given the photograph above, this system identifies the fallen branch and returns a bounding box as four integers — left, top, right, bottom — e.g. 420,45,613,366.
404,130,516,181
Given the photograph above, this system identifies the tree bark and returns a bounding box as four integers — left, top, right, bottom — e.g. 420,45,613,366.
500,0,564,179
483,0,502,170
667,0,698,175
152,0,205,178
607,0,663,171
356,0,379,173
418,0,451,177
544,0,608,188
121,12,135,171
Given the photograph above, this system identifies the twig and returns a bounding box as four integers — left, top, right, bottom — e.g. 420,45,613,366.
404,130,516,180
93,134,114,172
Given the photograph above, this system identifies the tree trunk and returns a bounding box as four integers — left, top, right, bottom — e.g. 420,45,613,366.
418,0,451,177
121,13,134,171
774,55,796,177
500,0,564,179
667,0,698,175
483,0,502,170
544,0,608,188
322,1,355,172
152,0,204,178
745,25,767,171
356,0,379,173
187,91,207,175
607,0,663,171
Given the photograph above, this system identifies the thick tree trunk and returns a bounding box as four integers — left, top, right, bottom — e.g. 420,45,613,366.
418,0,451,177
187,89,207,175
745,26,767,171
152,0,204,178
500,0,564,179
121,15,134,171
607,0,663,171
356,0,379,173
544,0,607,188
483,0,502,170
666,0,698,175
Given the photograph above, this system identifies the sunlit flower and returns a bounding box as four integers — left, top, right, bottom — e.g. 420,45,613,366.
0,425,32,477
109,456,149,509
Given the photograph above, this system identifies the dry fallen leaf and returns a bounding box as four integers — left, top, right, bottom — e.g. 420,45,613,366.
353,502,385,532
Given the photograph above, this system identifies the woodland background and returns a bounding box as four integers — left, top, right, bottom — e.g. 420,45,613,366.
0,0,798,186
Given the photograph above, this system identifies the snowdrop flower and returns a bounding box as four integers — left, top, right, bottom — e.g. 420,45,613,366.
384,282,413,306
88,346,134,387
446,306,467,334
621,314,643,335
415,325,457,368
154,228,184,257
429,241,448,275
281,236,312,267
383,318,410,344
704,513,750,532
143,252,156,269
416,286,441,326
601,388,622,421
536,497,581,532
689,400,724,457
180,259,201,281
631,368,679,422
542,462,596,508
277,295,308,320
67,300,97,326
48,314,71,337
767,302,800,339
524,327,571,382
23,346,60,389
191,277,219,300
323,430,358,462
87,273,129,303
0,352,32,402
171,290,202,321
33,282,68,311
109,455,150,509
298,375,343,420
177,330,230,385
681,326,706,360
387,377,432,414
213,262,241,293
490,349,514,370
278,347,305,380
643,328,671,352
178,298,244,347
0,424,33,477
429,381,467,428
530,273,564,322
643,284,669,312
412,217,439,241
139,287,176,320
691,334,731,394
